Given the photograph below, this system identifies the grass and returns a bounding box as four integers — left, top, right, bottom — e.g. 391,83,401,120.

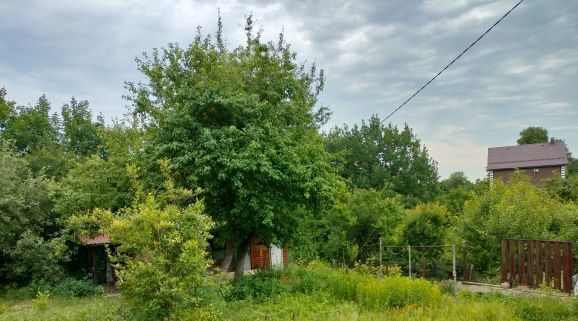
0,263,576,321
0,295,121,321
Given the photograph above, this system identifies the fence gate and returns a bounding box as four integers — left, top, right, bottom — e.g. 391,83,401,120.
501,239,573,293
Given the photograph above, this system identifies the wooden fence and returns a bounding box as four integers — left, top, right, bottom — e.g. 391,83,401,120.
501,239,573,293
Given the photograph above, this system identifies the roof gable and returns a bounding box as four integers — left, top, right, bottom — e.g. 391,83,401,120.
487,140,568,171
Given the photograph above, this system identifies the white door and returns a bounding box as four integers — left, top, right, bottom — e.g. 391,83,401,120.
270,245,283,269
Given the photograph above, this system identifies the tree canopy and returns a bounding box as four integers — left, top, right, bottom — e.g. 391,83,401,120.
325,115,439,205
127,17,334,274
517,126,548,145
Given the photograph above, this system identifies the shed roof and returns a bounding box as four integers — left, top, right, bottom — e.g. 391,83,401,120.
79,234,110,245
487,140,568,171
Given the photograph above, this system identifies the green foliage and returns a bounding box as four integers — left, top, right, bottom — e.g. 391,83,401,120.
127,17,334,272
51,156,133,218
292,184,405,264
60,98,103,157
105,193,216,320
403,203,448,247
517,126,549,145
0,87,15,132
356,276,441,310
32,291,50,312
348,189,404,261
543,173,578,202
6,231,65,283
506,296,578,321
1,277,105,300
325,115,439,205
227,269,287,301
51,123,141,218
438,172,474,217
0,296,122,321
1,95,58,153
440,172,473,192
0,142,60,283
456,173,578,274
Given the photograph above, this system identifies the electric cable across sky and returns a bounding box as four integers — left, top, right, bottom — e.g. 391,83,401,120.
381,0,525,124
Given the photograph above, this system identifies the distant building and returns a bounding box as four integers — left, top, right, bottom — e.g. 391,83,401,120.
486,139,568,186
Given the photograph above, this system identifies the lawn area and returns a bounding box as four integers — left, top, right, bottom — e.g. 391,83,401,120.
1,264,576,321
0,295,121,321
1,288,576,321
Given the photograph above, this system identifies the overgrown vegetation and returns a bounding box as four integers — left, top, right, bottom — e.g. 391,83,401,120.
0,15,577,321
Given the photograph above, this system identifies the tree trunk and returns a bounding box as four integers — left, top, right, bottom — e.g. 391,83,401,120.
234,238,250,279
220,241,234,273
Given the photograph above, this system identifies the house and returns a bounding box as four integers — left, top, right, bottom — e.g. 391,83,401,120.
487,138,568,186
211,236,289,273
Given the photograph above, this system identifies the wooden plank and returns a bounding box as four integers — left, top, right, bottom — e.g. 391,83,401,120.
568,243,573,293
536,241,543,286
501,239,508,283
509,239,515,284
527,241,533,286
554,242,561,290
562,242,572,293
526,240,533,287
545,241,551,286
518,240,524,286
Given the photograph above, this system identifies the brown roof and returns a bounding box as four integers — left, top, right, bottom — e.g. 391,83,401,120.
79,234,110,245
487,140,568,171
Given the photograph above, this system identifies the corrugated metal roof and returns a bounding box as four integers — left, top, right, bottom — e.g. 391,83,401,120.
487,140,568,171
79,234,110,245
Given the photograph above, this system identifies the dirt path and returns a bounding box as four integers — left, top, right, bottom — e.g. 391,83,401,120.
458,281,571,298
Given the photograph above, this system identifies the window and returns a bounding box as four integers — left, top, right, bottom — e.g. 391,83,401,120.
533,168,539,174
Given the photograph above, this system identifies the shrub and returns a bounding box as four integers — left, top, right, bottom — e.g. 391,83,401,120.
227,269,287,301
356,276,441,310
0,277,104,300
32,291,50,312
51,277,105,297
106,194,216,321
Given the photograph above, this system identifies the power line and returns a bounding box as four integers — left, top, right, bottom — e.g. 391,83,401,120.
381,0,525,124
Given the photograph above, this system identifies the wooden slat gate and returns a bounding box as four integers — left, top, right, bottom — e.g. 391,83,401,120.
501,239,573,293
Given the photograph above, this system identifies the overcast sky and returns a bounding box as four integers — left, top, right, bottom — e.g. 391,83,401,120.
1,0,577,180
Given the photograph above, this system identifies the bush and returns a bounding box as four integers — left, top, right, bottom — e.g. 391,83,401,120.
51,277,105,297
0,277,104,300
105,194,216,321
293,262,442,309
227,269,287,301
32,291,50,312
356,276,441,310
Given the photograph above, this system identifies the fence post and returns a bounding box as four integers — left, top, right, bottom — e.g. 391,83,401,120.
378,237,383,279
452,244,457,301
408,245,412,278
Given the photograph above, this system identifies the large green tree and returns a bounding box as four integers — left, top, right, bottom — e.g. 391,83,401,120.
325,115,439,205
517,126,548,145
61,98,103,157
0,142,61,283
127,17,334,275
1,95,59,153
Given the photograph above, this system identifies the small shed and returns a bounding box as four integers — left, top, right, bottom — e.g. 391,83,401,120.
79,234,116,286
211,236,289,272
